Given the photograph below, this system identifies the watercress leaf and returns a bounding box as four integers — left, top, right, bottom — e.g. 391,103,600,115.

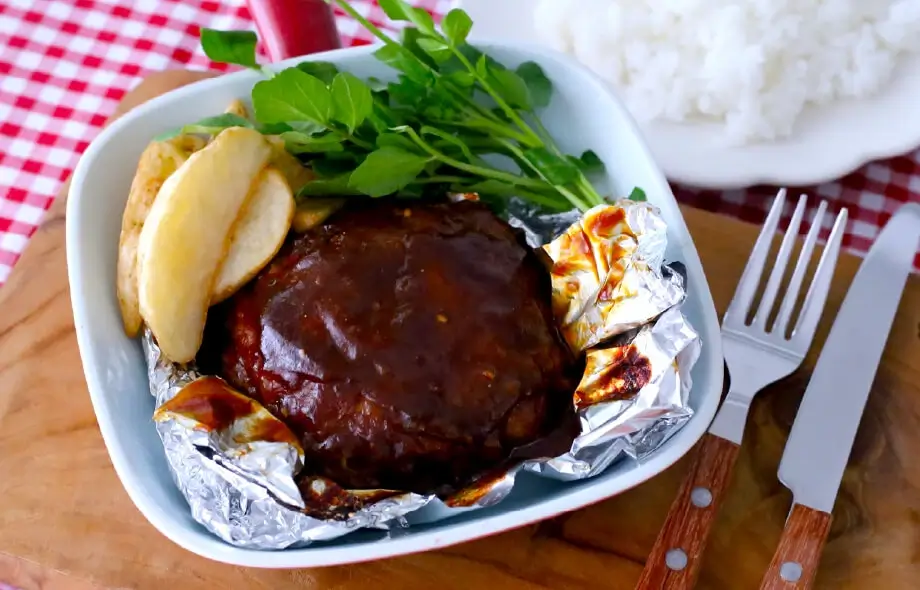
373,44,432,83
280,131,344,154
398,183,426,199
523,147,579,185
372,89,391,107
299,174,362,197
376,132,423,154
377,0,413,21
577,150,605,174
416,37,452,64
491,107,512,123
295,61,339,84
442,8,473,46
287,120,326,134
489,68,531,110
420,125,475,162
348,147,430,197
378,0,437,35
387,75,436,111
401,27,438,69
184,113,253,133
154,113,255,140
445,70,475,88
409,7,437,36
516,62,552,109
367,77,388,92
256,121,294,134
252,67,332,125
310,153,364,177
367,111,391,133
200,29,259,69
428,78,463,112
424,160,443,176
330,72,373,132
628,186,647,202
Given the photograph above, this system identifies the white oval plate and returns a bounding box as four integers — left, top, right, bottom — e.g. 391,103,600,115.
460,0,920,189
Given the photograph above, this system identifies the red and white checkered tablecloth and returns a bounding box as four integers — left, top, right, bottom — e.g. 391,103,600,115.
1,0,918,287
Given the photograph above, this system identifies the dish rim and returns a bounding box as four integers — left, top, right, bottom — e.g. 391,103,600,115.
66,41,724,568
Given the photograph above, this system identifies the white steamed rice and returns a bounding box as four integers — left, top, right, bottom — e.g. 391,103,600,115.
534,0,920,144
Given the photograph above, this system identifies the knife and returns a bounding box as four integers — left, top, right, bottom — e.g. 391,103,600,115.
759,202,920,590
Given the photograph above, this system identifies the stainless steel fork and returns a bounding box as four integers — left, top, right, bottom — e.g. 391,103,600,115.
636,189,849,589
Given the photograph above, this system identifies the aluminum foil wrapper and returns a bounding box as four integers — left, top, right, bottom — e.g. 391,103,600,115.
144,197,701,549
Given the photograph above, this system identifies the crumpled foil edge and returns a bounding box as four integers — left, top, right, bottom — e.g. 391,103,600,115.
143,197,702,549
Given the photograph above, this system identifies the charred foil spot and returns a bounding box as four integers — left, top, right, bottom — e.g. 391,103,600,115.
444,467,514,508
297,477,401,520
574,344,652,409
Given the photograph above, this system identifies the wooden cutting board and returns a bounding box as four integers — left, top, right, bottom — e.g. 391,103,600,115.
1,71,918,590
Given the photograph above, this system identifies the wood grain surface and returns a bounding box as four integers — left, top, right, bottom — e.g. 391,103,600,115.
759,505,833,590
635,433,742,589
1,71,919,590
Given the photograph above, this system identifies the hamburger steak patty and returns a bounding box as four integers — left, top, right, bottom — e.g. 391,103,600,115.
202,200,578,493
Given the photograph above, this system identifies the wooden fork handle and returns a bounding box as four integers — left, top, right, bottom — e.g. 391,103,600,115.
759,504,832,590
635,433,741,589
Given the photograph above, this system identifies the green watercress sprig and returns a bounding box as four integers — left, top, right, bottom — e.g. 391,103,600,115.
180,1,646,211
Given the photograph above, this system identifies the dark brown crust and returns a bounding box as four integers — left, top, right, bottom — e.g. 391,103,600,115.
201,200,577,494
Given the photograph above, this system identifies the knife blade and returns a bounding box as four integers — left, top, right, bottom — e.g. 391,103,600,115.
759,202,920,590
778,202,919,514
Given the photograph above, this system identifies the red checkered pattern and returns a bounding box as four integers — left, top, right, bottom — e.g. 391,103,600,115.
0,0,917,287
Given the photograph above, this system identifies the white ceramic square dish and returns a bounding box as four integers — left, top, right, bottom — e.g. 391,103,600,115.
67,41,723,568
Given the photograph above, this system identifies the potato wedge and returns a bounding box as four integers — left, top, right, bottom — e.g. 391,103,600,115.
266,135,315,194
137,127,272,363
224,98,250,119
117,135,206,337
211,167,295,303
291,198,345,233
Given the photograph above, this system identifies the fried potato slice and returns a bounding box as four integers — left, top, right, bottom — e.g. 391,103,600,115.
261,136,343,232
211,167,295,304
265,135,315,194
224,99,250,119
137,127,272,363
291,198,345,233
117,135,206,337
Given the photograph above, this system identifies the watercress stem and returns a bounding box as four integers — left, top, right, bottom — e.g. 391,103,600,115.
495,139,590,211
399,127,562,195
329,127,375,151
448,48,544,147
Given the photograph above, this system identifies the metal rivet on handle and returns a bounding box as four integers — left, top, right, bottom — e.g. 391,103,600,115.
666,549,688,571
780,562,803,582
691,487,712,508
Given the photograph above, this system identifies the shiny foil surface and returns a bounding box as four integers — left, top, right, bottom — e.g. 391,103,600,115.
143,198,701,549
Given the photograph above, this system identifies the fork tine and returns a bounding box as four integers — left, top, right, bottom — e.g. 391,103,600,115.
773,199,828,336
753,194,807,331
724,188,787,325
791,207,849,343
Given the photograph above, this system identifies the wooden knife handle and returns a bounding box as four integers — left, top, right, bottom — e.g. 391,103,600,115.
759,504,832,590
635,433,741,589
246,0,342,62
